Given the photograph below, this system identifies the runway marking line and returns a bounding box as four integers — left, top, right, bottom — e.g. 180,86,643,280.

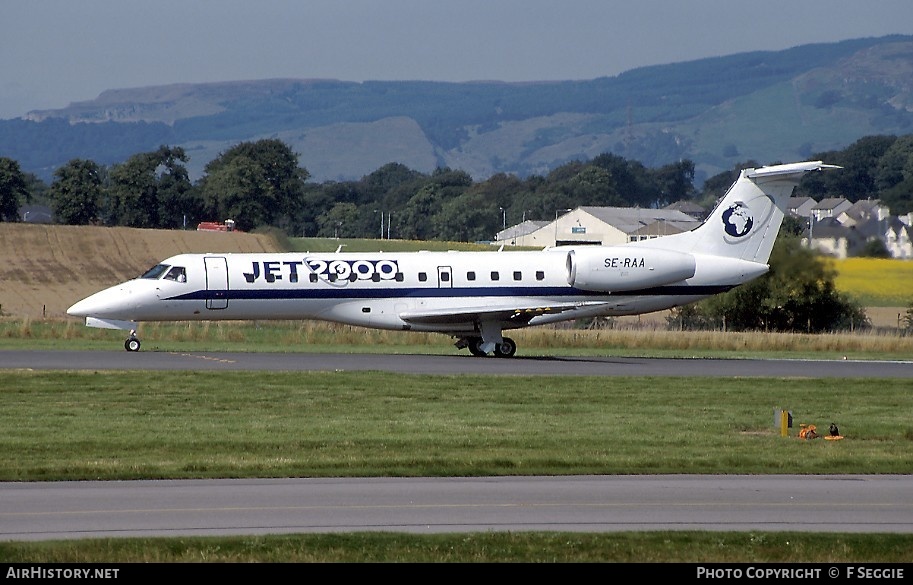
168,352,236,364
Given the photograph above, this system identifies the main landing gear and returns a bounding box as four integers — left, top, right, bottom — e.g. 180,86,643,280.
124,330,141,352
457,336,517,358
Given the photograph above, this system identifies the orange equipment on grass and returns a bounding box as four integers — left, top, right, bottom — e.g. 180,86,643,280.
798,424,819,440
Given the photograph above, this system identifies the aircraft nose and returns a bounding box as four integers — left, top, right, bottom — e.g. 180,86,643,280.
68,291,111,318
66,299,86,317
67,285,138,318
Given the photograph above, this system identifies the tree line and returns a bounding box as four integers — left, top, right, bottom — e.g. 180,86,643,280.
0,141,703,240
2,133,912,239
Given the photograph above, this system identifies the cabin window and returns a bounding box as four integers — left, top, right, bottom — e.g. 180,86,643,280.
163,266,187,283
536,271,545,281
490,271,500,281
395,273,404,282
309,273,318,283
513,271,522,281
328,273,337,282
361,307,371,313
371,273,381,282
467,271,476,281
440,272,450,282
141,264,170,279
418,272,428,282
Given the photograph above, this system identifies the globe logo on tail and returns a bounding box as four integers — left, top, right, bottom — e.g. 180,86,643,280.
722,203,753,237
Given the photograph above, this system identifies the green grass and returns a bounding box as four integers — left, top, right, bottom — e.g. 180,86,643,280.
2,532,911,563
2,371,911,480
2,318,912,360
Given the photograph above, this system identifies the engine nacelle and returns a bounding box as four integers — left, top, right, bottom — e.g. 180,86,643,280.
566,246,696,292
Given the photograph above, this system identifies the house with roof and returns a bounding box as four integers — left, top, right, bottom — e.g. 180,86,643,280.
494,220,549,246
811,197,853,222
803,218,868,258
787,197,817,219
663,200,707,221
497,206,700,248
799,196,913,259
837,199,891,227
21,204,53,224
883,217,913,259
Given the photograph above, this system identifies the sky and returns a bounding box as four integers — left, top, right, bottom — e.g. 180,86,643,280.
2,0,913,120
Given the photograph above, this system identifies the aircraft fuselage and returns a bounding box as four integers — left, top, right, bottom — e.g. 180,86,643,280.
68,247,746,336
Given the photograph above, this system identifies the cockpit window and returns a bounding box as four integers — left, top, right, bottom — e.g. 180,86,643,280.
163,266,187,283
141,264,170,279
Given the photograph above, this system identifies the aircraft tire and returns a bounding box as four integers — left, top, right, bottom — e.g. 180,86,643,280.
467,337,487,357
125,337,141,352
494,337,517,358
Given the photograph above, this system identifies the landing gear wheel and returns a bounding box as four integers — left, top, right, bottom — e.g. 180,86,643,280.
125,336,141,352
494,337,517,358
467,337,487,357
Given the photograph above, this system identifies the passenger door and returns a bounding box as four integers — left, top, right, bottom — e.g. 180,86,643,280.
204,256,229,310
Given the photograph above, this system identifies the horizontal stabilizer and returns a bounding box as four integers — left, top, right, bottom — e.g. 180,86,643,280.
745,161,842,178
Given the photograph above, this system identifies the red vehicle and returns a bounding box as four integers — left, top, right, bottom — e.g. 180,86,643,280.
197,219,237,232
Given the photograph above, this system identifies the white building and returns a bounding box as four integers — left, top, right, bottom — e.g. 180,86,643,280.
799,197,912,260
811,197,853,221
787,196,817,219
496,206,699,248
884,218,913,259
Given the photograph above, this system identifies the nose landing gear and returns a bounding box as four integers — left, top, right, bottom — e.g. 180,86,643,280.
124,331,141,352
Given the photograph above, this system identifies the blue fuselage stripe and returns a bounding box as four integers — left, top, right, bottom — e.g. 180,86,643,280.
167,284,734,302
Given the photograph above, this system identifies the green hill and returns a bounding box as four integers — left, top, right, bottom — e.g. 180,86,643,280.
3,35,912,184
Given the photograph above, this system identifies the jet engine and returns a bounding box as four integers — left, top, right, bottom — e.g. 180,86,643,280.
566,246,696,292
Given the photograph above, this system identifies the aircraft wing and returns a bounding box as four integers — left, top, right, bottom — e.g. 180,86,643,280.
399,301,601,327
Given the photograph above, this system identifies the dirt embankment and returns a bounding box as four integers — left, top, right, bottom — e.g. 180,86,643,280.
0,223,281,319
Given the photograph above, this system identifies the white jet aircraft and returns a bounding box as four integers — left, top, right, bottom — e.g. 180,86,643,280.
68,160,839,357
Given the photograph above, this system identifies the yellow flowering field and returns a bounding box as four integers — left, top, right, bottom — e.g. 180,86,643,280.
831,258,913,306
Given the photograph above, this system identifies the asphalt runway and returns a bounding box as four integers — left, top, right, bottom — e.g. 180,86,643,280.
2,349,911,541
3,475,913,541
2,349,912,377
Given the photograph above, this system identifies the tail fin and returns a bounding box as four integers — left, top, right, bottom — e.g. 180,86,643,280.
632,161,840,263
